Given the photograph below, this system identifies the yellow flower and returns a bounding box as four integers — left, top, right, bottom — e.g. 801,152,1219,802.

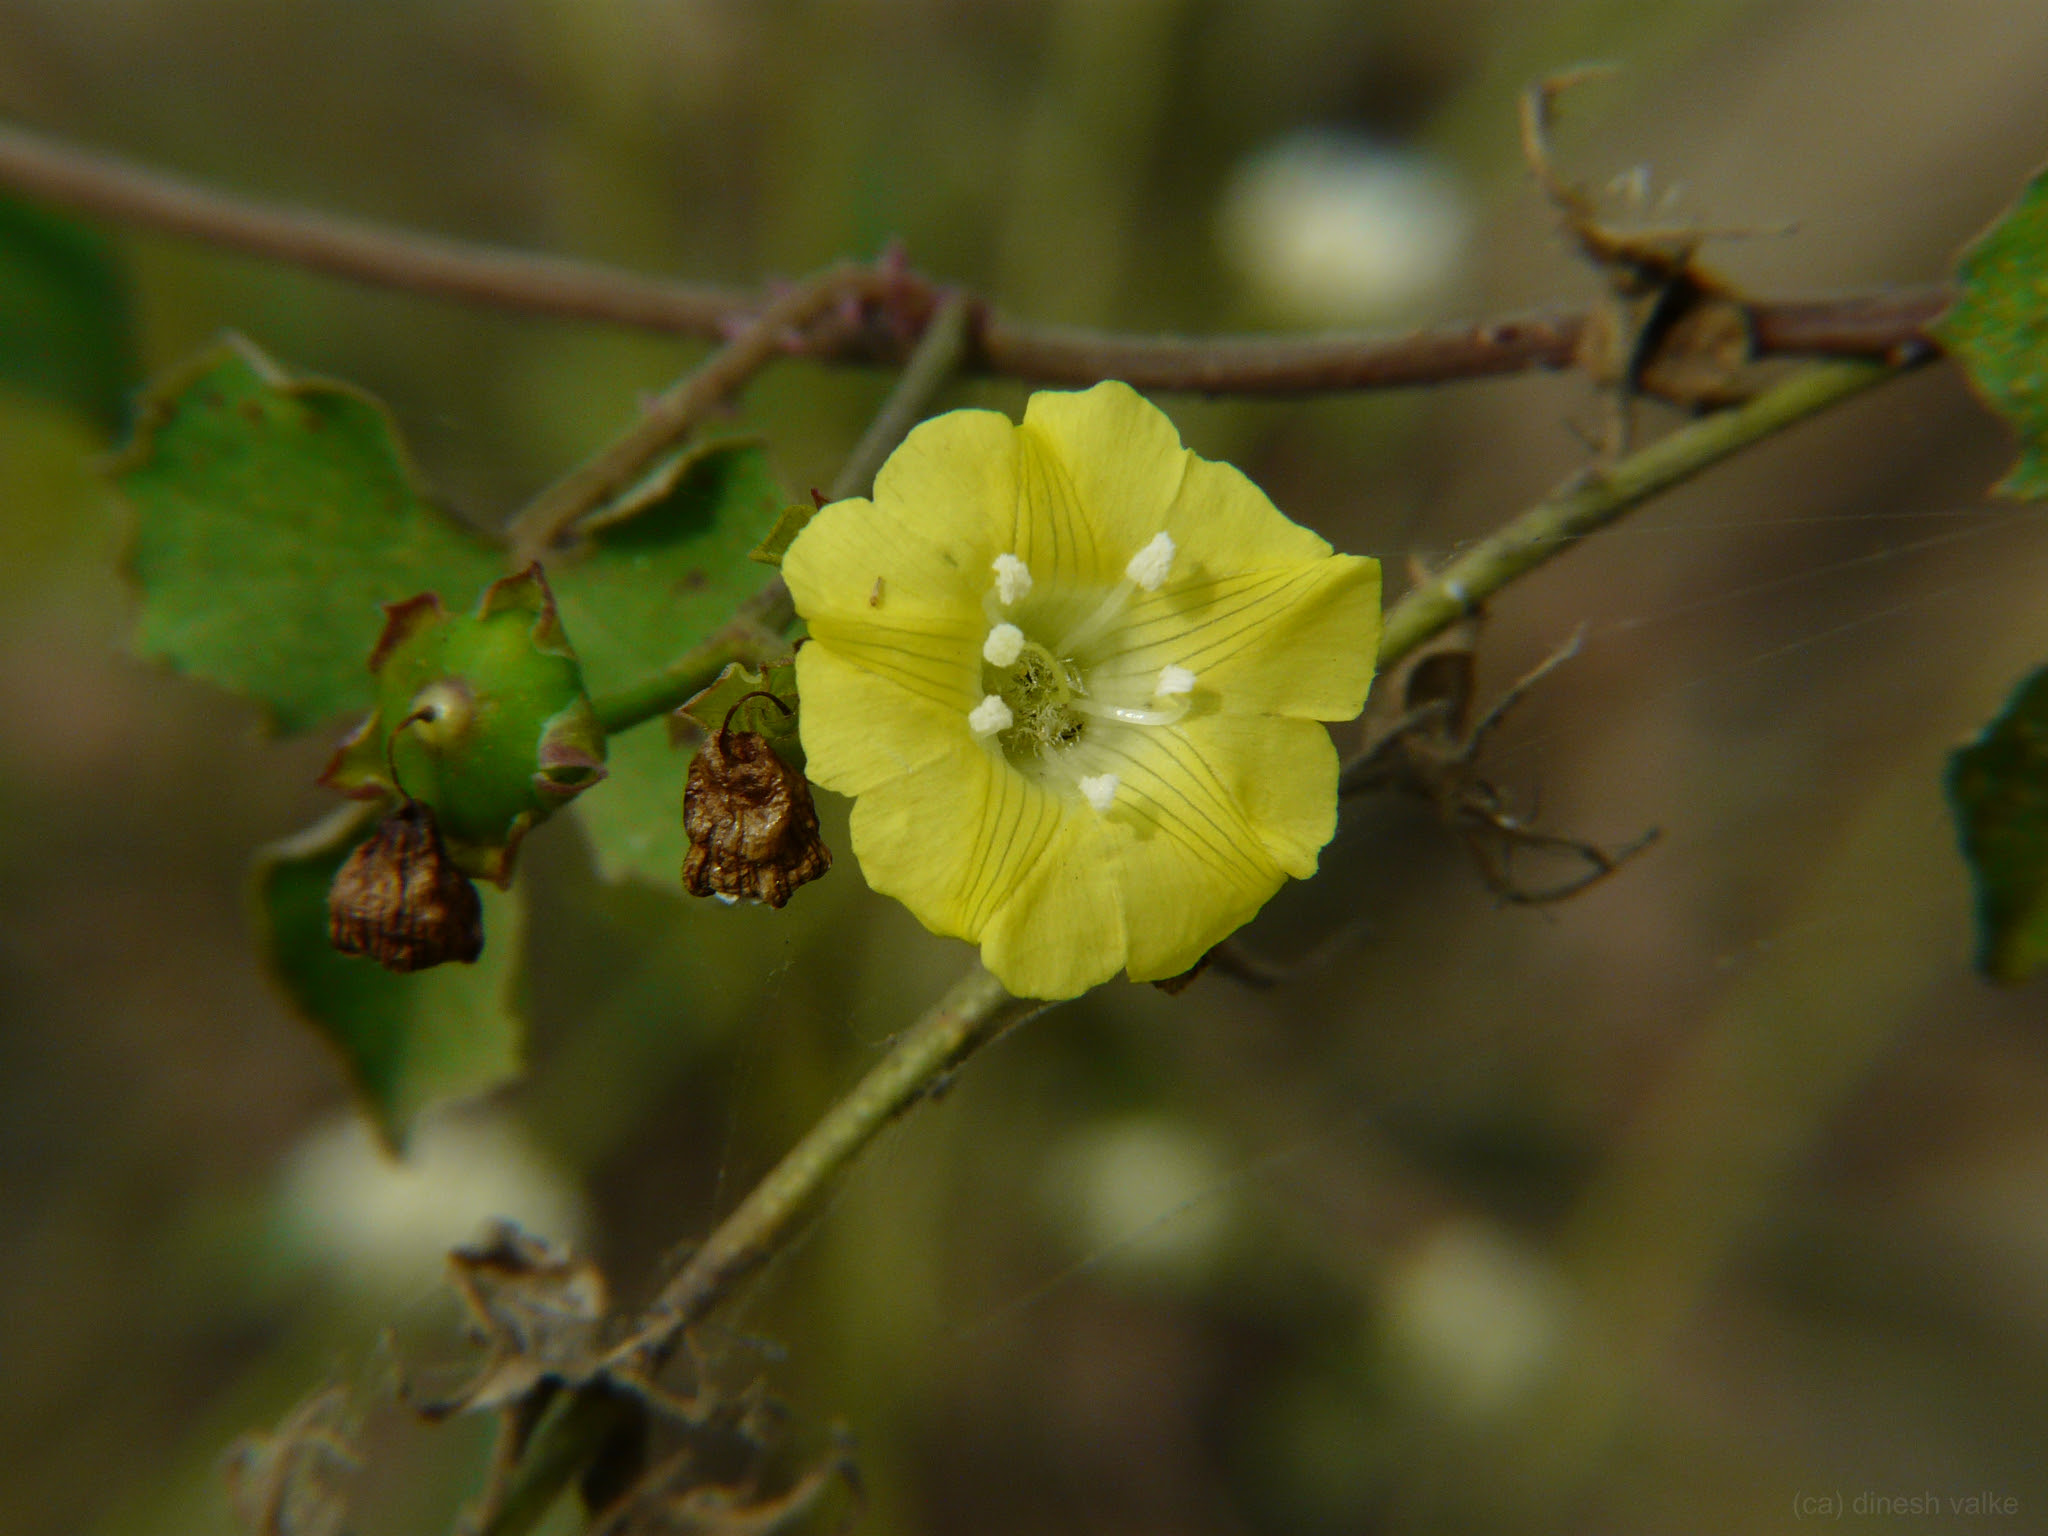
785,381,1381,999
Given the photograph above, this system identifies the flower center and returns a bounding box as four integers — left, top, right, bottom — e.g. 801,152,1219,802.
985,638,1087,756
967,538,1198,814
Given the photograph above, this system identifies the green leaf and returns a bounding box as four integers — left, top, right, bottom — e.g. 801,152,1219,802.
570,723,691,885
111,335,503,734
252,804,526,1146
0,194,136,429
548,439,787,883
550,439,785,694
1948,665,2048,983
1933,164,2048,499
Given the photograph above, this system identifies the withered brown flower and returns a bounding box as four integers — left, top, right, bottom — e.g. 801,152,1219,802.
683,696,832,909
328,800,485,971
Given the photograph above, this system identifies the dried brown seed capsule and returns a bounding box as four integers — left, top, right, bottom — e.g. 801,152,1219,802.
328,801,485,971
683,695,831,909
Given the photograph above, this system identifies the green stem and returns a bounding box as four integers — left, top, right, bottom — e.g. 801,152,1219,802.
587,616,785,737
1375,359,1908,673
479,965,1040,1536
633,964,1042,1349
584,290,976,737
507,263,866,564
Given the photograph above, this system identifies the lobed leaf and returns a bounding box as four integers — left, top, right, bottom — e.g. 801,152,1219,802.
252,805,526,1147
1948,665,2048,984
570,725,693,885
111,335,502,734
1933,164,2048,499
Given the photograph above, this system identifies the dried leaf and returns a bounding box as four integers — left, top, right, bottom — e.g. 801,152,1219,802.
1523,70,1759,417
1633,289,1757,409
424,1221,611,1419
590,1431,858,1536
224,1386,359,1536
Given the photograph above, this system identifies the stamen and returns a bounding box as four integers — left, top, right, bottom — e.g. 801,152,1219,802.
1125,532,1176,591
992,553,1033,606
1075,695,1189,727
1055,581,1131,657
1156,665,1196,696
969,695,1015,736
983,623,1025,667
1079,772,1119,812
1057,531,1179,656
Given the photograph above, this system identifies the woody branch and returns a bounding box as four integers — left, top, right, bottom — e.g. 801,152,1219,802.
0,120,1949,397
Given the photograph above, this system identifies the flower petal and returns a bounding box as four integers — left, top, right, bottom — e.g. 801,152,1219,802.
786,408,1020,627
979,810,1129,999
1080,720,1291,979
846,746,1067,942
794,641,964,797
1176,712,1340,877
784,383,1383,999
1116,833,1277,984
1018,382,1190,582
804,611,981,716
1165,450,1336,572
1099,552,1380,721
782,493,978,626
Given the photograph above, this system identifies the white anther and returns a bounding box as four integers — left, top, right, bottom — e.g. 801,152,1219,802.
1155,665,1196,696
969,695,1015,736
1079,772,1119,812
982,623,1025,667
1125,532,1176,591
992,553,1034,606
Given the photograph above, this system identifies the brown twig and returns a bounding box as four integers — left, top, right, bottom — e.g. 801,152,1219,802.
0,122,754,333
583,288,977,736
0,119,1950,395
505,263,877,561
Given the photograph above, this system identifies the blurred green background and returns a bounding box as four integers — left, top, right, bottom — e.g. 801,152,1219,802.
7,2,2048,1533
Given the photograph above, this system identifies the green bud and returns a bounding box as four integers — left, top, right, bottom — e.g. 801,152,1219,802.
321,564,607,883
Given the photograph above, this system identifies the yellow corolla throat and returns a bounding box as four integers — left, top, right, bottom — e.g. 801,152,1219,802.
968,534,1198,813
